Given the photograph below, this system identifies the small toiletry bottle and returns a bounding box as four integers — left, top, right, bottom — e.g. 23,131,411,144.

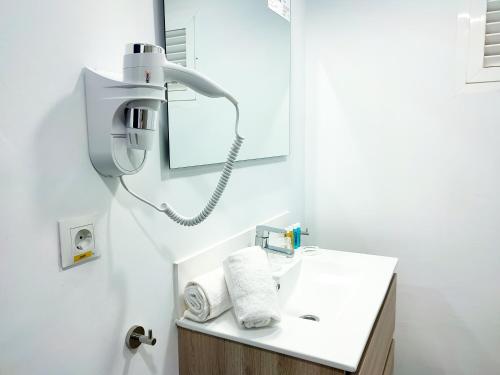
291,223,301,249
292,223,299,249
296,223,302,248
284,226,294,251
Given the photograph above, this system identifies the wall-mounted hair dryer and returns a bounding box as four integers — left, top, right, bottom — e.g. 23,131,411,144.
84,43,244,226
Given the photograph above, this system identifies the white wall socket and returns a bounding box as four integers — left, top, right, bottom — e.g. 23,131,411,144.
58,215,100,269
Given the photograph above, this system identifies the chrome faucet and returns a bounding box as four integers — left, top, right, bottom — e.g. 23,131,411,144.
255,225,309,256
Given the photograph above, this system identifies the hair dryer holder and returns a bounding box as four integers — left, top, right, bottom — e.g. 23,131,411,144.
84,67,165,177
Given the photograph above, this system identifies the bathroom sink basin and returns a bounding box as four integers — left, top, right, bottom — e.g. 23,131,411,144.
176,249,397,371
278,250,374,324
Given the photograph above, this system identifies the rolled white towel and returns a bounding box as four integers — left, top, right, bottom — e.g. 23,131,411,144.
223,246,281,328
183,267,232,322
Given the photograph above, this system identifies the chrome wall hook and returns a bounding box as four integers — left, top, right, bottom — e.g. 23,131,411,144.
125,325,157,350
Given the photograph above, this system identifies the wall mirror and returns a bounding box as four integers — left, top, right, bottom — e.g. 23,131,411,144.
164,0,291,168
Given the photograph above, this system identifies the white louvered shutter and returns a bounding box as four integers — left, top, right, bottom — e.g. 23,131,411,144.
165,28,188,94
484,0,500,67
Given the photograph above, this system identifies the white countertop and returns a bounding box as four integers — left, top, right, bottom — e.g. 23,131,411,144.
176,249,398,372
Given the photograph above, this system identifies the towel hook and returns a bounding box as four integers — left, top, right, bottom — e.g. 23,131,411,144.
125,325,157,350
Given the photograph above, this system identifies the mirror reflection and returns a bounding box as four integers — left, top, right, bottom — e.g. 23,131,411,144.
164,0,291,168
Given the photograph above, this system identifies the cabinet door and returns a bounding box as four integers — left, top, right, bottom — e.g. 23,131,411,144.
178,327,345,375
349,275,396,375
383,340,395,375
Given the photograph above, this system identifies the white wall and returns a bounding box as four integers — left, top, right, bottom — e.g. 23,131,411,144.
0,1,304,374
304,0,500,374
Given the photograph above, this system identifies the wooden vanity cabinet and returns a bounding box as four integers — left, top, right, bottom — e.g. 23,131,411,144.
178,275,397,375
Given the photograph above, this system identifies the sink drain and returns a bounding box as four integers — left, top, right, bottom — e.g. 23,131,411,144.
299,314,320,322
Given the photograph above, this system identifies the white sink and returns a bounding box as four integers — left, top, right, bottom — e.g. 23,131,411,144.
176,249,397,372
278,250,363,322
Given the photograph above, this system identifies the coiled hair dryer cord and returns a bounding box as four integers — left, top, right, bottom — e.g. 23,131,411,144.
119,100,243,226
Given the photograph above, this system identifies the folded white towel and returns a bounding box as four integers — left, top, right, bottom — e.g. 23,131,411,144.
223,246,281,328
183,267,232,322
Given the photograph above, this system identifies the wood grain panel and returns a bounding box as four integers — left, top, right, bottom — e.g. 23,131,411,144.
178,328,225,375
178,328,344,375
382,340,395,375
349,275,397,375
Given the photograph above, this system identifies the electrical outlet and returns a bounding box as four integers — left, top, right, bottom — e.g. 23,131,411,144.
59,215,100,269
